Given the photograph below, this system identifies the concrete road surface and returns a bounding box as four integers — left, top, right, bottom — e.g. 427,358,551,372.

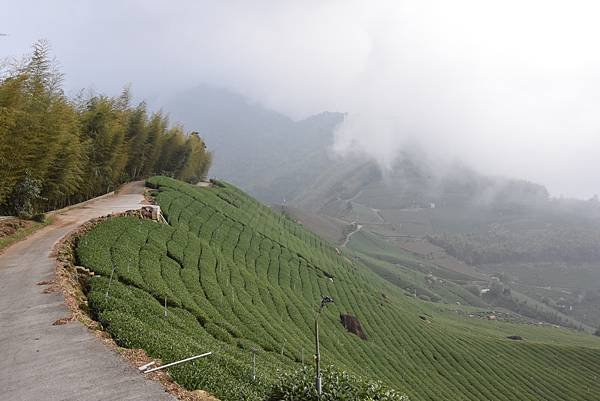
0,182,176,401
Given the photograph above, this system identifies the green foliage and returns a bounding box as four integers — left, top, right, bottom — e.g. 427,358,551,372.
9,170,43,218
76,177,600,401
0,41,211,213
31,212,46,223
428,226,600,265
268,366,409,401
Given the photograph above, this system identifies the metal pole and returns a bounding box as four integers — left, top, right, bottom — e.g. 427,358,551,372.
314,296,333,396
315,310,322,395
143,352,212,374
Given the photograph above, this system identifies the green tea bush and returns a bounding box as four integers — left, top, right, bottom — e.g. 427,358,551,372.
74,176,600,401
268,366,409,401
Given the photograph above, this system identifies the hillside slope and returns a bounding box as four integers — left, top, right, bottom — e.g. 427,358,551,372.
77,177,600,400
166,85,344,204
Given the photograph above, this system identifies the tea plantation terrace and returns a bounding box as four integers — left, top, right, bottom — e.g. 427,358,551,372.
76,176,600,400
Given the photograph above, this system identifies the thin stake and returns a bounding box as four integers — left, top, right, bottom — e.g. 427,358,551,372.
252,348,257,381
105,265,116,301
164,297,167,317
281,339,287,356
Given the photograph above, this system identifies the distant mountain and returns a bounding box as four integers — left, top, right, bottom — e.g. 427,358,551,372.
165,85,344,203
165,84,600,226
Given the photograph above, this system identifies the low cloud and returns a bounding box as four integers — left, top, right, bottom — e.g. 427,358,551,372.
3,0,600,197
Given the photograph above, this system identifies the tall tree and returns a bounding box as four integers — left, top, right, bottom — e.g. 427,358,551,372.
124,103,148,180
177,132,212,183
0,41,212,215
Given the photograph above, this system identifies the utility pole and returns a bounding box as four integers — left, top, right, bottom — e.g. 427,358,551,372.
315,295,334,396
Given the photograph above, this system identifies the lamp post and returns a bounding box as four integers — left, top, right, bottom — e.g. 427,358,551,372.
315,295,334,396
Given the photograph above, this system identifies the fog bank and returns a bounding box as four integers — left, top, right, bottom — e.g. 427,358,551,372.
2,0,600,197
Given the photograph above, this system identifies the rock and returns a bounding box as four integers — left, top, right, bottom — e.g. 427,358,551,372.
507,335,523,341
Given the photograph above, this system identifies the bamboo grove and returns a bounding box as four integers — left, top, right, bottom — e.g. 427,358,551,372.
0,41,211,216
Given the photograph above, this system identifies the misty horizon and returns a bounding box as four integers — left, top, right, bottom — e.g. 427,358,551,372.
2,0,600,198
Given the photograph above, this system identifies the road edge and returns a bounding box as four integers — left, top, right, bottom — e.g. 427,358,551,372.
48,211,218,401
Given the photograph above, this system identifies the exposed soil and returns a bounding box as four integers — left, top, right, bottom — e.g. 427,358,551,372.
340,314,368,340
0,218,35,238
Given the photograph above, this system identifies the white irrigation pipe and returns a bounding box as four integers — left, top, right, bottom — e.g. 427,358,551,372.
138,361,156,371
142,352,212,374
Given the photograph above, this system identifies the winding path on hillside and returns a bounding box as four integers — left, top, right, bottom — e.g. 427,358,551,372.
0,182,176,401
341,222,362,247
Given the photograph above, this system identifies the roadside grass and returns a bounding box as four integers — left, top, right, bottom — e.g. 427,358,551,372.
0,218,51,252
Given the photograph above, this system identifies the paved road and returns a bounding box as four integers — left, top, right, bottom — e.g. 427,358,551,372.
0,182,176,401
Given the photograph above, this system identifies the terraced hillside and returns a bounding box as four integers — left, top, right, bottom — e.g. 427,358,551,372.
77,177,600,400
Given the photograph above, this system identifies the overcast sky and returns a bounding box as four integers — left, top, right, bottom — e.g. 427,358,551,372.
2,1,600,198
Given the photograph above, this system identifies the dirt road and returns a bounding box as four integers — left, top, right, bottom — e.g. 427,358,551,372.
0,182,176,401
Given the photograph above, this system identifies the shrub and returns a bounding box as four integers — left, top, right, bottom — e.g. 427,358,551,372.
32,213,46,223
9,170,43,219
267,366,409,401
